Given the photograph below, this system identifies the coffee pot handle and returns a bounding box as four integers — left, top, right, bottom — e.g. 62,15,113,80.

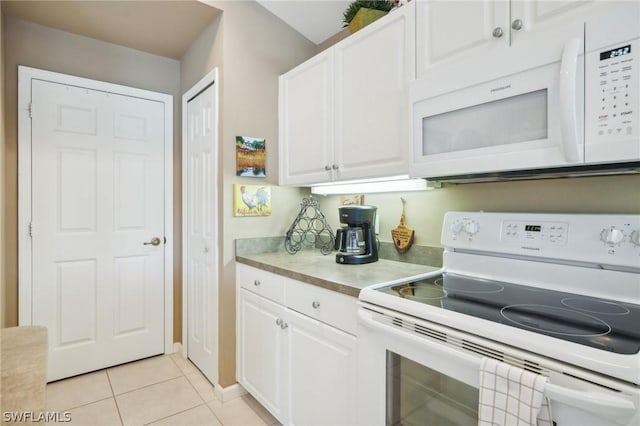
334,228,343,251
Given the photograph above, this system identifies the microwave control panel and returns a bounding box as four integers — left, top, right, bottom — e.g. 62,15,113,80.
585,38,639,162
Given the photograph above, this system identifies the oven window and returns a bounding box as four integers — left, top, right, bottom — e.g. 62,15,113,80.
386,351,478,426
422,89,548,155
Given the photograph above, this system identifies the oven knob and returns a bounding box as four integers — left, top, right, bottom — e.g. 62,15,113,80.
600,227,625,245
630,230,640,247
465,221,480,235
450,221,464,234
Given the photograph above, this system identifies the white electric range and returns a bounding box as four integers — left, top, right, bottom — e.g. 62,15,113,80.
357,212,640,426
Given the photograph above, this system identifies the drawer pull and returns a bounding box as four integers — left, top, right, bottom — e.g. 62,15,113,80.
312,300,321,309
254,280,261,286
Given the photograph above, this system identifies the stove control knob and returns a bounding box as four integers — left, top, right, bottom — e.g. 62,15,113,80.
465,221,480,235
450,221,464,235
600,227,625,245
630,230,640,247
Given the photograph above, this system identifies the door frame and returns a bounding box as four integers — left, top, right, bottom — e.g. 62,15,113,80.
17,66,174,355
181,67,219,375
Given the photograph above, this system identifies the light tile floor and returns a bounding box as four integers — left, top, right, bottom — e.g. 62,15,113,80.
45,354,280,426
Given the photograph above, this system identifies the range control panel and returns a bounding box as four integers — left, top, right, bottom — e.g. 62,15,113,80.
442,212,640,268
501,221,569,245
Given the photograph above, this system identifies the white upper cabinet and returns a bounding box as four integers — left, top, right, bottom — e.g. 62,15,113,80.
417,0,510,74
279,51,334,186
415,0,604,93
279,2,415,186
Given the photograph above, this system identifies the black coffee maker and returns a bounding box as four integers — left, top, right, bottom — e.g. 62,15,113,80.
334,206,379,264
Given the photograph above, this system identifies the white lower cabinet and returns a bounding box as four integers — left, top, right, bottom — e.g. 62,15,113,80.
286,309,356,426
237,289,286,420
237,265,357,425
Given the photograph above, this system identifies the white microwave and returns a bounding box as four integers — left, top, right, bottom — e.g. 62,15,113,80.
409,2,640,180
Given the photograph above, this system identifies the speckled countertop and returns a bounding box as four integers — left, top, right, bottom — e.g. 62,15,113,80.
236,250,441,298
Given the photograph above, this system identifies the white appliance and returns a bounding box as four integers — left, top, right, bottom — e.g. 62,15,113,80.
358,212,640,425
410,2,640,180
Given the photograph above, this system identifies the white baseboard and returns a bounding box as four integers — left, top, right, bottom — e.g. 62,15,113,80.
215,382,247,403
172,342,182,354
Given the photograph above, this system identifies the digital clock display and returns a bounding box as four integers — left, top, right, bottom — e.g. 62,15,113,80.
600,45,631,60
525,225,542,232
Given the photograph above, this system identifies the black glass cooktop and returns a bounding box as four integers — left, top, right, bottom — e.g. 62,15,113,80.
378,273,640,355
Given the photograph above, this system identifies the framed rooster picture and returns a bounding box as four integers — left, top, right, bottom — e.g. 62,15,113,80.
233,184,272,217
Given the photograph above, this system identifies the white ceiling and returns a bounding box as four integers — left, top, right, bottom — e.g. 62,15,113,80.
1,0,222,59
256,0,351,44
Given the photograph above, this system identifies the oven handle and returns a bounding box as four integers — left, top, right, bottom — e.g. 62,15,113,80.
559,36,582,164
545,383,636,418
358,308,636,420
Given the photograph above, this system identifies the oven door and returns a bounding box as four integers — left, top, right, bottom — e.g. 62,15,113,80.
409,38,584,179
357,304,638,426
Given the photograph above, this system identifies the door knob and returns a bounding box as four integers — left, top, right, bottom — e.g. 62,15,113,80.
143,237,161,246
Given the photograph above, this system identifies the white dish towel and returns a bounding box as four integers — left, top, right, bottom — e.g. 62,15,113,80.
478,357,553,426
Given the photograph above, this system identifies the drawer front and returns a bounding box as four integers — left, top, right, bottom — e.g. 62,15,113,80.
285,279,357,335
237,263,285,304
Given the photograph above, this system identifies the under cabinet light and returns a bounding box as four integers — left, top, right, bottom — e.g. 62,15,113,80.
311,176,430,195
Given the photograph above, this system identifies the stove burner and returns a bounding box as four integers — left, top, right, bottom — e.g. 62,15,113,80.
436,277,504,294
397,284,446,301
561,297,630,315
500,304,612,337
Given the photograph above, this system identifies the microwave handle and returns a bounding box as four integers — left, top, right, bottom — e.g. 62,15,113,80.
559,37,582,163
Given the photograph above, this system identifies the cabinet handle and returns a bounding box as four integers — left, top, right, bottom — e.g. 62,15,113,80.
324,165,331,171
511,19,523,31
332,164,339,170
254,279,261,286
280,321,288,330
492,27,503,38
312,300,320,309
276,318,282,326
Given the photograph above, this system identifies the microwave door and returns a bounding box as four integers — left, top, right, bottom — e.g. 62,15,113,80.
410,41,585,179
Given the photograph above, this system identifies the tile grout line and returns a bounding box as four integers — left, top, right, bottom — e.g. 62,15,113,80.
141,403,211,426
177,356,227,425
106,368,125,426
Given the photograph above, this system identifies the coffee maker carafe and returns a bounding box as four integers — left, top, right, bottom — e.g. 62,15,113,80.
334,206,378,264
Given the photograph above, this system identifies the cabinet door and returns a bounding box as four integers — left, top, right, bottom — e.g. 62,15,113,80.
285,309,357,426
237,289,286,421
334,4,415,181
279,51,334,186
416,0,509,77
509,0,598,70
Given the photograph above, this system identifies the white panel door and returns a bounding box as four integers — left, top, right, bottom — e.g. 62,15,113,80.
31,79,165,381
186,82,218,384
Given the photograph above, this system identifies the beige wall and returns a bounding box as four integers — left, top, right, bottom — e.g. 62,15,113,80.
317,174,640,247
181,1,316,386
2,17,181,328
1,10,5,328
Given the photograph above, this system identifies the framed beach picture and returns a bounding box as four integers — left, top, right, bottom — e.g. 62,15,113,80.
233,184,272,217
236,136,266,177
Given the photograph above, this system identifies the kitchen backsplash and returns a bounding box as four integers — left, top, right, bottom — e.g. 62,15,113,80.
235,237,443,267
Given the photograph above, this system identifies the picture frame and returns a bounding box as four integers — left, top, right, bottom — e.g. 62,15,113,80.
233,184,272,217
236,136,266,177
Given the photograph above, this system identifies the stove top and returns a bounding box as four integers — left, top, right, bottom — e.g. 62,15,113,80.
378,272,640,355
